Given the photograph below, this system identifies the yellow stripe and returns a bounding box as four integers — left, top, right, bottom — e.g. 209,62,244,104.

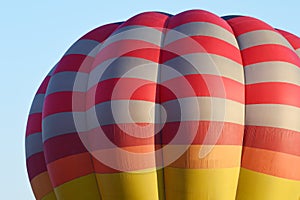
164,167,240,200
41,192,56,200
96,170,164,200
54,174,101,199
236,168,300,200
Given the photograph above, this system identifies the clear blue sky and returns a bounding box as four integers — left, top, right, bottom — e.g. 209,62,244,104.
1,1,299,199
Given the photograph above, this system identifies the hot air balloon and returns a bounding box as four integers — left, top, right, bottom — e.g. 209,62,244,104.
25,9,300,200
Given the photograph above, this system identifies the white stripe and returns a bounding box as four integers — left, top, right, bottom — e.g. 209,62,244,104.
84,97,244,129
164,22,239,48
87,57,159,90
245,61,300,85
162,53,244,83
246,104,300,132
296,48,300,56
238,30,294,50
64,39,101,56
162,97,244,124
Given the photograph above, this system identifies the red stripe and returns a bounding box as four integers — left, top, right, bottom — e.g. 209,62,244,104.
92,40,160,70
80,121,243,152
26,152,47,180
44,133,88,164
277,29,300,50
123,48,161,63
162,121,244,145
226,16,274,37
53,54,94,74
246,82,300,107
242,44,300,67
37,76,51,94
47,153,94,187
244,125,300,157
168,10,233,33
88,74,243,108
116,12,169,30
80,23,120,43
161,36,242,64
160,74,244,103
89,78,156,107
26,113,42,136
43,91,86,117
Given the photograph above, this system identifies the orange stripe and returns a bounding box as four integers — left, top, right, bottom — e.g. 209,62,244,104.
242,147,300,180
47,152,94,187
91,146,157,173
169,145,242,169
30,172,54,200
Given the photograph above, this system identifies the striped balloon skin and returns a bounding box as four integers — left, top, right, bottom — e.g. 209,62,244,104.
25,10,300,200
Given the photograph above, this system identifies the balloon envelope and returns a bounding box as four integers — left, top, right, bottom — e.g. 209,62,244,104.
25,9,300,200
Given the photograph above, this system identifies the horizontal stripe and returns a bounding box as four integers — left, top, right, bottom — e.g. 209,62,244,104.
42,112,78,142
92,40,160,68
30,172,54,200
164,167,240,200
64,39,101,56
27,152,47,180
54,174,100,199
26,132,43,159
43,92,86,117
161,36,242,64
46,72,88,95
246,82,300,107
87,75,243,108
162,97,244,124
77,121,243,155
96,170,162,200
26,113,42,136
242,44,300,67
237,30,293,50
277,29,300,49
296,48,300,56
244,125,300,156
94,100,156,125
168,145,242,168
79,23,120,43
116,12,169,30
47,152,94,187
164,22,238,47
87,97,244,127
88,78,157,107
99,25,163,50
162,121,244,145
225,16,273,36
37,76,51,94
246,104,300,132
242,147,300,180
245,61,300,85
90,148,158,172
236,168,300,200
162,53,244,83
168,10,233,33
160,74,244,103
29,94,45,115
53,54,94,74
41,191,56,200
87,57,159,89
44,132,88,164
